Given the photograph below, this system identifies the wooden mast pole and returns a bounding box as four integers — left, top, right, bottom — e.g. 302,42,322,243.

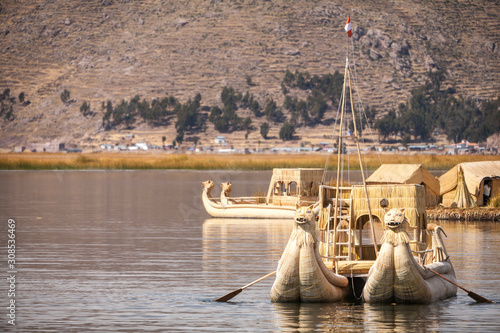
332,61,348,259
346,62,378,257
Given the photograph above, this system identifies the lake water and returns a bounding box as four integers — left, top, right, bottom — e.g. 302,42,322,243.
0,170,499,332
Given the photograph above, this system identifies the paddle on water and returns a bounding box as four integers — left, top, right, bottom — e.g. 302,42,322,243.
427,267,495,303
214,271,276,302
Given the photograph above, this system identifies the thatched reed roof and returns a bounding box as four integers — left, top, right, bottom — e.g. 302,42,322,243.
267,168,324,198
367,164,440,196
352,184,427,229
451,166,477,208
439,161,500,197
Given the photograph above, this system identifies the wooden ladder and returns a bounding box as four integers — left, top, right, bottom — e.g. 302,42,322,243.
330,187,355,262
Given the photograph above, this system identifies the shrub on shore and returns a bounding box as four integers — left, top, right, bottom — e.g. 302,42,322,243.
490,195,500,208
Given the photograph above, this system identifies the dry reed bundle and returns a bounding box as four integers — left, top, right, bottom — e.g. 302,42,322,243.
352,185,427,228
363,209,457,304
426,207,500,221
271,207,348,303
1,153,499,170
451,166,477,208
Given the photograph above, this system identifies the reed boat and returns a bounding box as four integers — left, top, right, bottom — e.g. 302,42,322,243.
316,185,456,303
271,17,457,304
202,168,322,219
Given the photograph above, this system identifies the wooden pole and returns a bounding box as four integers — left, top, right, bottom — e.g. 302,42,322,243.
332,61,349,260
347,61,378,257
214,271,276,302
427,268,495,304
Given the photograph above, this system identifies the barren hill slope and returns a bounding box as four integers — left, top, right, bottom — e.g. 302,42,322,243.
0,0,498,150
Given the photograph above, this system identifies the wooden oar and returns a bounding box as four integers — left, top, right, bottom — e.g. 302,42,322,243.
214,271,276,302
427,268,495,304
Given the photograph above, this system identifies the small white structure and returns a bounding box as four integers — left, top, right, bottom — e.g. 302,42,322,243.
136,142,148,151
100,144,114,151
214,136,226,144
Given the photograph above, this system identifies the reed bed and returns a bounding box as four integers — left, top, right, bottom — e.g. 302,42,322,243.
427,206,500,221
0,152,498,171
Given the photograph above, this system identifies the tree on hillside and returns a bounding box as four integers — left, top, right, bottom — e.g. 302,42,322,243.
0,88,9,98
307,90,328,124
279,122,295,141
175,131,184,147
80,101,91,117
482,98,500,140
250,99,261,117
242,116,252,130
60,89,71,104
264,98,284,123
211,86,260,132
246,75,255,86
175,93,203,134
102,100,113,130
283,70,295,86
440,96,500,143
281,70,344,127
260,122,269,139
374,109,399,141
0,102,15,121
112,100,128,127
364,106,378,128
374,70,445,141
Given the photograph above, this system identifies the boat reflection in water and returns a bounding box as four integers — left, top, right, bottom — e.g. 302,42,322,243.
201,218,292,282
272,300,456,332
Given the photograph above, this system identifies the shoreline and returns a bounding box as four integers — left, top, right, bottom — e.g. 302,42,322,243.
1,153,499,220
0,152,498,171
427,207,500,222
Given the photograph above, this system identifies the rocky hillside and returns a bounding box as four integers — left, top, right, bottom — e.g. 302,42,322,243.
0,0,498,150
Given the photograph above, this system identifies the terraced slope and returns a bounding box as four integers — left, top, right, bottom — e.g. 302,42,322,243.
0,0,498,149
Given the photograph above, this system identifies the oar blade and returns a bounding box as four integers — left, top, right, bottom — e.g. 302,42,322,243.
468,291,495,304
214,288,243,302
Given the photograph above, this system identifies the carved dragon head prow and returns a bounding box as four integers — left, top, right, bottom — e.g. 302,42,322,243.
384,208,407,229
221,182,233,196
291,204,318,245
294,205,315,225
202,180,215,195
380,208,411,246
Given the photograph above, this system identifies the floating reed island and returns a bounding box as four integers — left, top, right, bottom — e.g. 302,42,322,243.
426,206,500,221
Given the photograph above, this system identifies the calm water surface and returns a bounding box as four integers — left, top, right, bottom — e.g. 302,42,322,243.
0,170,499,332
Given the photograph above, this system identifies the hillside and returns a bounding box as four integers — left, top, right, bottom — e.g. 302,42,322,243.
0,0,499,151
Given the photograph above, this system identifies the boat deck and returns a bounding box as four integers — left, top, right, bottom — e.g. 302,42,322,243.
325,260,375,276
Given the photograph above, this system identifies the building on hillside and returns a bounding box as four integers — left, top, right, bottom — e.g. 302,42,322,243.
14,146,26,153
101,144,114,151
28,142,65,152
214,136,226,144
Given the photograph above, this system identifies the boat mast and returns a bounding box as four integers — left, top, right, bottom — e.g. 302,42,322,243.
334,24,378,257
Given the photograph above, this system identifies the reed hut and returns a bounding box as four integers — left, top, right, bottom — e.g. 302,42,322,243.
266,168,324,205
439,161,500,207
366,164,440,207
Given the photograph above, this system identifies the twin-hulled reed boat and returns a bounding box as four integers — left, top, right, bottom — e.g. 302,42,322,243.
271,17,457,304
210,17,458,304
202,168,322,219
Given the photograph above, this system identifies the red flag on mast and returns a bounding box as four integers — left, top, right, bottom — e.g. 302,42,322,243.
345,16,352,37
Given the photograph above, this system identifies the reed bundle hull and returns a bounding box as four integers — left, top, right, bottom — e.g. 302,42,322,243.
271,207,349,302
201,168,323,219
362,210,457,304
202,181,296,219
